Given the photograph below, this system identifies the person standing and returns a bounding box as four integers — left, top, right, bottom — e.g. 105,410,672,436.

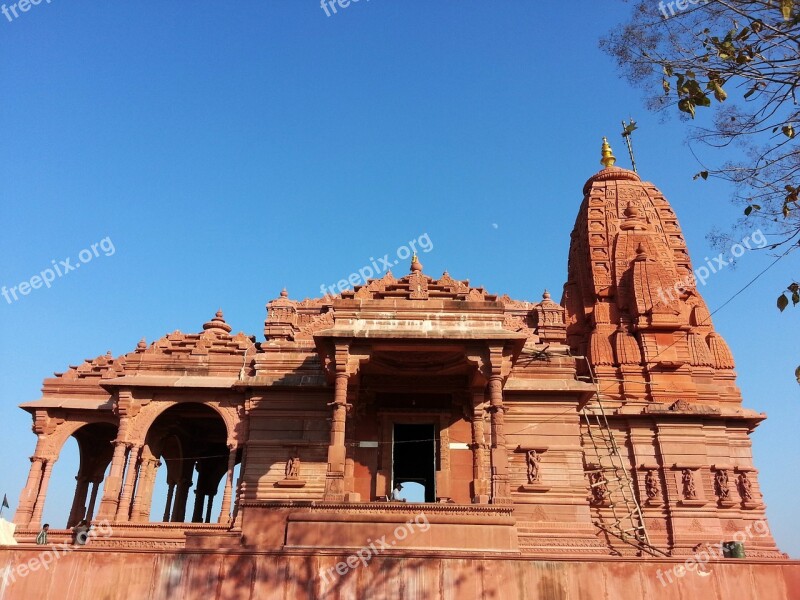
36,523,49,545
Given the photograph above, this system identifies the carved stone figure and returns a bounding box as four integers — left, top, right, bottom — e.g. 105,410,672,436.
681,469,697,500
644,469,660,500
715,469,730,501
526,450,541,484
738,472,753,501
285,456,300,480
589,472,608,504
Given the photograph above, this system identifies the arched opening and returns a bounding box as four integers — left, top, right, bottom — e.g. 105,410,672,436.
42,422,116,528
143,403,240,523
394,481,425,503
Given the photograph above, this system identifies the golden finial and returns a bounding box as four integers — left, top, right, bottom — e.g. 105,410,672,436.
600,137,616,168
410,253,422,272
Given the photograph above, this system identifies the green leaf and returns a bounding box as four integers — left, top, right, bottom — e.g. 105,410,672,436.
795,365,800,384
778,294,789,311
793,290,800,305
783,125,795,138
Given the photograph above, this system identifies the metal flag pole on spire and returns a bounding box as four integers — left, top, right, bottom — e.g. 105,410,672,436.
621,118,638,173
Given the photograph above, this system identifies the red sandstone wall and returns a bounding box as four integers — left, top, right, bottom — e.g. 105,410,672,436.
0,547,797,600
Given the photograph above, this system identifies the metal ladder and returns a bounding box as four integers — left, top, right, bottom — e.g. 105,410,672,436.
578,356,667,557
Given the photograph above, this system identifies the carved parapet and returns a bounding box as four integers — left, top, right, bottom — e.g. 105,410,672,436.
264,289,299,342
532,290,566,342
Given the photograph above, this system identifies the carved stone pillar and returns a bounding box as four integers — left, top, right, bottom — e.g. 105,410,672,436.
67,475,91,528
470,392,490,504
344,390,358,500
171,477,193,522
163,482,176,523
191,490,205,523
97,417,131,520
29,459,55,528
204,495,215,523
14,456,46,527
131,456,160,522
217,445,237,524
324,362,349,501
436,414,451,501
488,375,511,503
115,445,141,522
85,480,101,522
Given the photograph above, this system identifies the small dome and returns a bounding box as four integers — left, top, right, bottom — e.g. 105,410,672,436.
203,309,232,334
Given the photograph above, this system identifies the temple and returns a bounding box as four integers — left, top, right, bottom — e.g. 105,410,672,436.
2,141,796,599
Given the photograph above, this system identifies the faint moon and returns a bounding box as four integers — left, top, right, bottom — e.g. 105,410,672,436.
492,223,499,229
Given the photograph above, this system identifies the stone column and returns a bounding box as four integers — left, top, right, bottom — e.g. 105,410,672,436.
14,456,46,527
230,444,247,527
67,475,91,527
217,445,237,524
171,477,193,522
488,375,511,503
470,392,490,504
191,490,205,523
130,457,159,522
85,480,101,522
436,415,451,501
29,459,55,529
204,495,215,523
162,482,176,523
324,369,349,501
344,400,358,500
115,445,141,522
97,418,130,520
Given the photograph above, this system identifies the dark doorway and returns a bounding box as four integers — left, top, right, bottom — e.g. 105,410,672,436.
393,424,436,502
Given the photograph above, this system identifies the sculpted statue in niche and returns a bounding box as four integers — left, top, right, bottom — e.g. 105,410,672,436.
715,470,730,501
738,472,753,501
589,472,608,504
526,450,541,484
681,469,697,500
644,469,660,500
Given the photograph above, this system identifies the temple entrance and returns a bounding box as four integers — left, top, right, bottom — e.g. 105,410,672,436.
392,424,436,502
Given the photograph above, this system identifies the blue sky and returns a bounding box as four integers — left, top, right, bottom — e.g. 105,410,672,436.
0,1,797,556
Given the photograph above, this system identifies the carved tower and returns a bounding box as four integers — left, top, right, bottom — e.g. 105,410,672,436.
561,139,782,557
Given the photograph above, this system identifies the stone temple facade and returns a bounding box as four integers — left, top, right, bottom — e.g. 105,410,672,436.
1,142,797,599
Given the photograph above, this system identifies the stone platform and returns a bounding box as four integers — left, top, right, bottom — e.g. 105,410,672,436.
0,545,798,599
